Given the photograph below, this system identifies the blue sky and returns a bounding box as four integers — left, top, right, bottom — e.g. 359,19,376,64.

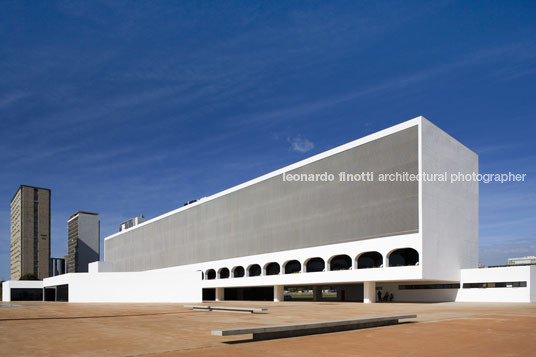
1,1,535,280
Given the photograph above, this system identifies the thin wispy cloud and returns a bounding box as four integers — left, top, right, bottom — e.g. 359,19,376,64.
230,42,536,128
289,135,314,153
0,92,29,108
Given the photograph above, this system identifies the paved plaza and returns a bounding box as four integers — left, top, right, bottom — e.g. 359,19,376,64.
0,301,534,356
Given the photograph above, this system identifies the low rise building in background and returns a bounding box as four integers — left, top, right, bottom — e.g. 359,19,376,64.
508,256,536,266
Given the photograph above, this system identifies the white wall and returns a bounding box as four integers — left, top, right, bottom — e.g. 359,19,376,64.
2,280,43,302
457,266,532,303
421,117,479,281
88,261,113,273
379,282,459,303
359,265,534,303
43,270,202,303
529,266,536,302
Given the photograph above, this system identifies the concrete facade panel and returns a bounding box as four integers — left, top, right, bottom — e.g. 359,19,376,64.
106,127,419,271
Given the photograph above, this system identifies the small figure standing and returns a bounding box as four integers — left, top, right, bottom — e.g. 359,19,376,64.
383,291,389,302
377,290,382,302
389,293,394,302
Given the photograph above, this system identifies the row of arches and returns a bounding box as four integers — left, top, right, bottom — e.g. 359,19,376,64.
204,248,419,280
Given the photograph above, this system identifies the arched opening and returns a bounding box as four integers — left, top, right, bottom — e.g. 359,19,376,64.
206,269,216,280
197,270,205,279
357,251,383,269
248,264,262,277
388,248,419,267
284,260,301,274
305,257,325,273
329,255,352,271
265,262,280,275
232,266,245,278
219,267,230,279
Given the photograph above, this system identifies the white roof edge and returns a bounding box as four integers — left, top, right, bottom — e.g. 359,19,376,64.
419,116,478,157
68,211,99,223
104,116,422,241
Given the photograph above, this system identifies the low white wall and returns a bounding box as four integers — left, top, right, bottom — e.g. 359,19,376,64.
531,266,536,302
456,266,533,303
88,261,113,273
361,265,534,303
2,280,44,302
43,270,202,303
379,282,459,302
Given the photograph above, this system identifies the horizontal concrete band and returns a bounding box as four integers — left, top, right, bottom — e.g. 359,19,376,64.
184,305,267,313
211,314,417,338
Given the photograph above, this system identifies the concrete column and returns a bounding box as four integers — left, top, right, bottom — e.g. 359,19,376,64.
274,285,284,302
313,286,322,301
215,287,224,302
363,281,376,303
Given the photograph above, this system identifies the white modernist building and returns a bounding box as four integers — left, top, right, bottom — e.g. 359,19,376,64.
3,116,535,303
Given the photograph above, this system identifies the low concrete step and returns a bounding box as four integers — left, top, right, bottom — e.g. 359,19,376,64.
212,314,416,340
184,305,268,313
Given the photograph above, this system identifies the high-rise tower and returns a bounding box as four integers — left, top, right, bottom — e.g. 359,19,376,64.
10,185,51,280
67,211,100,273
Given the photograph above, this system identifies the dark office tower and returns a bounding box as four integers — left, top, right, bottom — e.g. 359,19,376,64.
10,185,51,280
49,257,66,276
67,211,100,273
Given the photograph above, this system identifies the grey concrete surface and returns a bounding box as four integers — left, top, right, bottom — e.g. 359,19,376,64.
106,126,419,271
